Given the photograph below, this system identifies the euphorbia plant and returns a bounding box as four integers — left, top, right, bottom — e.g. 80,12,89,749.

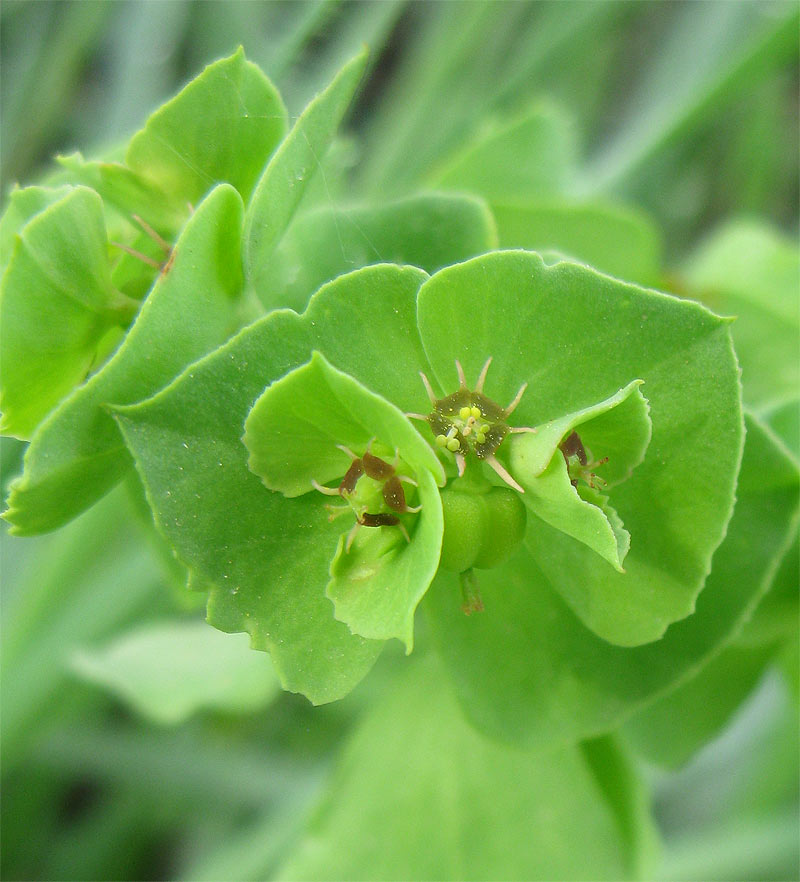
112,246,744,718
2,39,797,882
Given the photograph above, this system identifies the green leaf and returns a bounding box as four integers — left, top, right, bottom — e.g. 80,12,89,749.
492,200,663,287
244,352,443,648
244,49,368,295
255,192,497,312
581,734,661,880
280,657,648,882
682,219,800,408
519,454,629,572
126,47,287,206
417,250,742,645
766,397,800,458
622,642,778,769
244,351,444,497
732,415,798,672
114,264,430,703
70,620,281,725
507,381,650,570
51,154,188,301
56,152,186,235
0,184,72,268
4,184,244,535
427,102,576,200
511,380,650,481
424,412,798,750
0,186,129,439
325,479,440,648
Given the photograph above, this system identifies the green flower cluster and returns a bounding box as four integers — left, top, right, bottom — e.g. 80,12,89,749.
115,249,744,723
4,49,793,769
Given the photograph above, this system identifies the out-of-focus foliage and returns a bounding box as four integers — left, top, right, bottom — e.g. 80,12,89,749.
1,2,797,880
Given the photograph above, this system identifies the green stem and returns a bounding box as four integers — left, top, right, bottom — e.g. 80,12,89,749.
459,568,484,615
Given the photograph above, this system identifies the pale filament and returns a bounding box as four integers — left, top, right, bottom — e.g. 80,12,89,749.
475,356,493,392
419,372,437,406
503,382,528,416
486,455,524,493
132,214,171,253
312,479,341,496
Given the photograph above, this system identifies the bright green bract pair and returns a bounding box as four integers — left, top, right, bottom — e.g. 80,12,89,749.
240,287,652,645
116,250,743,723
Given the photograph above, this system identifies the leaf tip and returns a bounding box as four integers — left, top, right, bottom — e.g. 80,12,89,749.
341,45,370,85
1,504,25,537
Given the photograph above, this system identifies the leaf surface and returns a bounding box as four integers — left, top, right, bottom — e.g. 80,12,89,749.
518,454,629,572
683,219,799,408
56,152,186,234
510,380,650,481
244,50,368,295
508,382,650,570
126,47,287,205
0,187,124,439
245,352,443,497
428,102,576,200
4,184,243,534
245,352,443,647
70,620,280,725
281,657,645,882
766,397,799,457
581,734,660,880
424,412,798,749
493,200,662,286
115,265,430,703
622,642,779,769
256,192,496,311
417,250,742,644
0,184,72,268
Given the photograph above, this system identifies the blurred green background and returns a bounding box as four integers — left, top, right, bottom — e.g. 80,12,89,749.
3,0,798,250
1,2,798,879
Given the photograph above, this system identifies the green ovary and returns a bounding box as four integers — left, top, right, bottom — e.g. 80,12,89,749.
439,485,526,573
